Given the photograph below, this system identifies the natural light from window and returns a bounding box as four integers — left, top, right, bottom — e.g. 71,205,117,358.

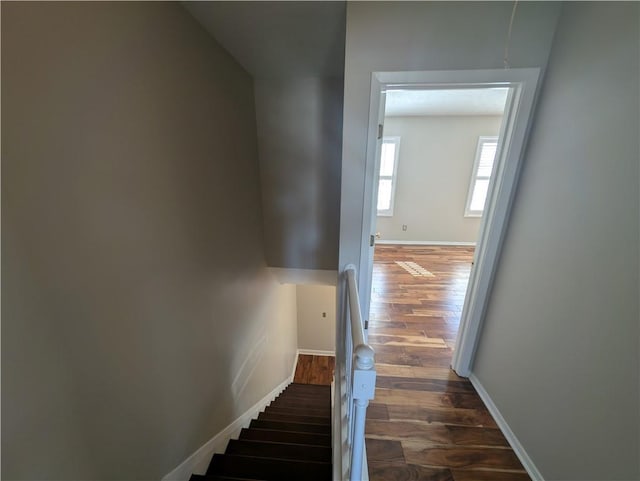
377,137,400,216
465,137,498,217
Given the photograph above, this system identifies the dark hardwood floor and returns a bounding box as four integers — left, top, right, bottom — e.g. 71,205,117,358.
366,245,530,481
293,354,335,386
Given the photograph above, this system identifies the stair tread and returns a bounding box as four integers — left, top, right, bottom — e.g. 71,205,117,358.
274,397,329,406
277,394,329,401
279,389,330,396
225,439,331,463
273,396,329,402
207,454,331,481
283,386,330,392
239,428,330,447
258,412,329,425
191,383,333,481
250,419,330,434
269,404,330,414
271,398,330,406
264,405,331,416
288,383,331,389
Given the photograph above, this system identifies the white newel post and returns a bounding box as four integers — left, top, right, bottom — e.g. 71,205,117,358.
350,344,376,481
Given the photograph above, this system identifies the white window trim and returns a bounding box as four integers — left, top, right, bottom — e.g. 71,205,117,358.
377,136,401,217
464,136,498,217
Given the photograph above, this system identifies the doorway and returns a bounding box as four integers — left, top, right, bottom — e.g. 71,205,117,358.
370,86,508,373
359,69,541,376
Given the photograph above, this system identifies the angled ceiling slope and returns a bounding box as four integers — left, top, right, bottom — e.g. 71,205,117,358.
183,1,346,77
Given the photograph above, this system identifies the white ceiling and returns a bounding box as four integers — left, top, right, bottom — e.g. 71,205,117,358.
183,2,346,77
385,88,510,117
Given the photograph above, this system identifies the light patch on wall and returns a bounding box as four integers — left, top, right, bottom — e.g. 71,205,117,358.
395,261,435,277
231,334,268,399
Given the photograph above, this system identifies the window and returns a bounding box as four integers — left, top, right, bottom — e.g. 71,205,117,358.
377,137,400,216
465,136,498,217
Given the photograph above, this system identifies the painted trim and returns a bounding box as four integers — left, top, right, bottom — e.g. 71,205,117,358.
361,69,542,369
469,374,544,481
376,240,476,246
268,268,338,286
452,69,542,377
291,351,300,381
162,374,294,481
298,349,336,356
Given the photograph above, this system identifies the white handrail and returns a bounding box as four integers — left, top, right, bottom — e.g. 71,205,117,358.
340,264,376,481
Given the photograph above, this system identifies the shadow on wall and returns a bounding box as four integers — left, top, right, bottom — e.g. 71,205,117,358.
255,77,343,271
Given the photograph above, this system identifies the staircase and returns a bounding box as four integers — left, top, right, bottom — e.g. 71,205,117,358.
190,383,332,481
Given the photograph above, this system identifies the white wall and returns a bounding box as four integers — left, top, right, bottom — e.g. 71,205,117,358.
296,285,337,353
376,115,502,243
1,3,298,479
472,3,639,479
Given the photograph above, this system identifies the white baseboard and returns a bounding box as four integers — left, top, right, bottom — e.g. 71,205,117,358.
291,351,300,380
469,374,544,481
162,374,293,481
297,349,336,357
376,240,476,246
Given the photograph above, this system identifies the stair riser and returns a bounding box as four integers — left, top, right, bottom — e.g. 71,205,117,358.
239,428,330,447
283,387,331,395
264,406,332,418
288,383,331,389
250,419,331,435
193,383,333,481
276,395,331,405
281,386,331,394
258,412,330,425
226,439,331,463
271,398,330,407
207,454,331,481
269,403,331,415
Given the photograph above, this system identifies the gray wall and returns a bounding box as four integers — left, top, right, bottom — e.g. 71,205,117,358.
297,285,336,352
1,3,298,479
183,2,346,271
255,77,343,269
377,115,503,243
472,3,640,480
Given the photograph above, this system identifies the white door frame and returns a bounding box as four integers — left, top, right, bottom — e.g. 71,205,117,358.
359,68,541,377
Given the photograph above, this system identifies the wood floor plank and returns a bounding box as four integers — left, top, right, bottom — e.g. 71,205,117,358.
369,464,455,481
369,333,448,348
375,388,486,411
366,245,528,479
375,375,476,394
293,354,334,385
451,470,531,481
365,438,406,465
386,405,498,429
402,441,524,471
367,403,390,420
375,363,465,382
366,420,509,447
